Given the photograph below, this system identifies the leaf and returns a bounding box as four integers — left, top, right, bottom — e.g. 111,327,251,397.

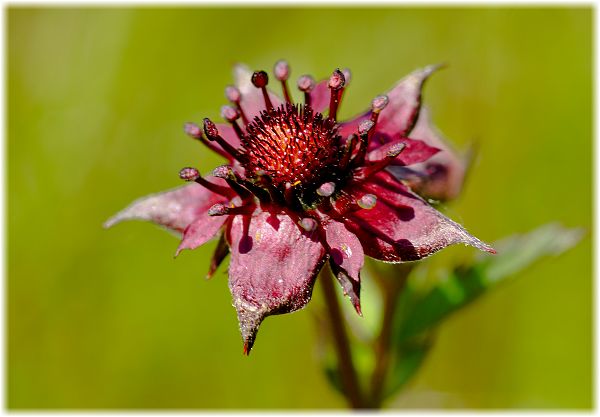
396,223,584,343
383,336,432,399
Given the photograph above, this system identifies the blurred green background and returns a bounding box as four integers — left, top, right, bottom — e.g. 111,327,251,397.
8,7,592,409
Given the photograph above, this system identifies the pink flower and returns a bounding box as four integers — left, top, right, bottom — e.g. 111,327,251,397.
105,61,494,354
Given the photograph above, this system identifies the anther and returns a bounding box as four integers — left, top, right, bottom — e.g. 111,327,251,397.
354,142,407,181
371,94,389,124
357,194,377,210
179,167,200,181
251,70,274,111
221,105,245,140
184,122,203,139
203,118,245,161
179,166,231,197
358,119,375,135
225,85,241,102
221,105,240,122
316,182,336,197
328,69,346,121
386,142,407,158
212,165,252,199
274,60,292,104
298,217,317,232
371,95,389,113
297,74,316,107
225,85,248,125
352,120,375,168
208,203,230,216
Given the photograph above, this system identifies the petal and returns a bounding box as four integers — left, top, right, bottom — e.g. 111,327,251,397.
324,220,364,314
338,65,440,146
375,64,441,138
226,209,327,354
104,182,228,234
233,64,283,120
206,234,230,280
344,171,494,262
366,137,440,166
391,106,470,201
309,79,330,114
174,213,227,257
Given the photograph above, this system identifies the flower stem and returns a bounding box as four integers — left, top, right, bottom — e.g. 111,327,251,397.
369,263,413,408
321,270,366,409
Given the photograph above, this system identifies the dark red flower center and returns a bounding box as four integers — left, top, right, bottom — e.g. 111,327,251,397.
243,104,340,189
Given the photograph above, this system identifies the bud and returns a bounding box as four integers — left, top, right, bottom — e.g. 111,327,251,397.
251,70,269,88
179,167,200,182
328,69,345,90
297,74,316,92
274,60,290,81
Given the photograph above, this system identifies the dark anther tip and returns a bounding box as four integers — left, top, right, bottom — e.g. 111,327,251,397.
328,69,345,90
251,71,269,88
203,118,219,140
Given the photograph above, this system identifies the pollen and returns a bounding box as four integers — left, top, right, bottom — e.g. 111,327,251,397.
243,104,340,189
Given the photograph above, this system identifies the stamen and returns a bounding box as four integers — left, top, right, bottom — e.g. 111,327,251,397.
212,165,270,202
351,119,375,167
353,142,407,181
220,105,245,140
328,69,345,121
316,181,336,197
370,94,389,124
208,203,253,217
297,74,315,107
203,118,245,161
184,122,203,139
251,70,274,111
340,134,358,169
179,166,231,197
274,60,292,104
225,85,248,125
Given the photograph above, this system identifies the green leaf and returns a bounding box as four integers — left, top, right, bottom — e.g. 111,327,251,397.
383,336,432,399
396,223,584,343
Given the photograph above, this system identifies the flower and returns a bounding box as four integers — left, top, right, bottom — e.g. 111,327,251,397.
105,60,494,354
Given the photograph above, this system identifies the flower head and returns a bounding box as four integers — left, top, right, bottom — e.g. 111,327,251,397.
105,60,494,354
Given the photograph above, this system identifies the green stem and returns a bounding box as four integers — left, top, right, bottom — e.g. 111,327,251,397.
321,270,366,409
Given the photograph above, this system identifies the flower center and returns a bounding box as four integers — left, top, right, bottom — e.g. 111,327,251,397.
242,104,341,190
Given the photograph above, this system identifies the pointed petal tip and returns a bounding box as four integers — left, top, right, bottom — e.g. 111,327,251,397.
102,217,118,229
242,341,252,356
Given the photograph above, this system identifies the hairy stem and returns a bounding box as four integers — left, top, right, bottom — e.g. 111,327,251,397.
321,270,366,409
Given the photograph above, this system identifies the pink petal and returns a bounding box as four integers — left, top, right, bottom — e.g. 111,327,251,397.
375,65,441,138
338,65,440,146
393,106,470,201
344,171,494,262
233,64,283,121
104,182,228,234
226,209,327,354
366,137,440,166
175,215,227,257
309,79,330,114
323,220,364,314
